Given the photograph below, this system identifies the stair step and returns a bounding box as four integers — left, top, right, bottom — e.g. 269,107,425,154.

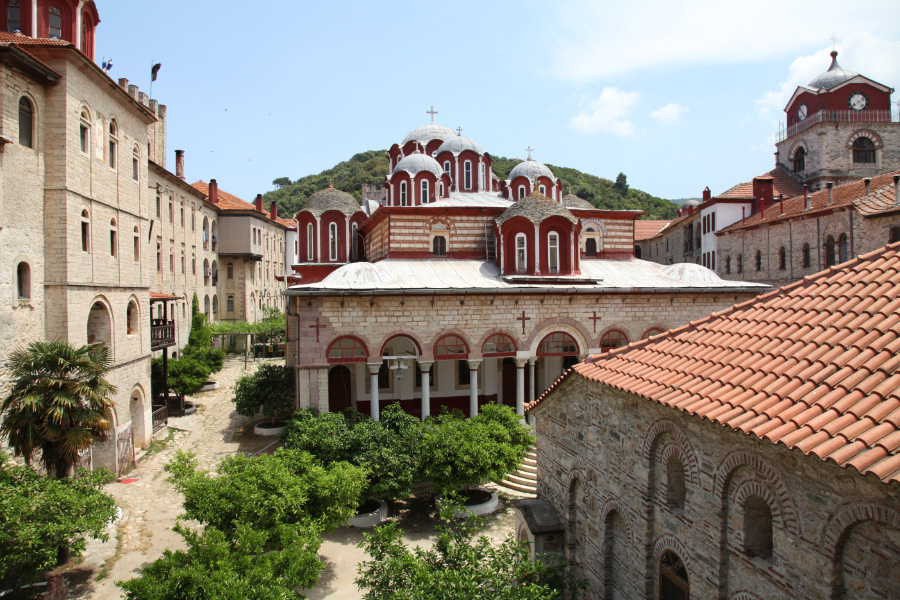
521,457,536,468
518,463,537,475
506,472,537,486
500,479,537,494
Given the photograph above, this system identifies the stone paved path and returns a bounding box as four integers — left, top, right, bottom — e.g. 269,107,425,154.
63,355,520,599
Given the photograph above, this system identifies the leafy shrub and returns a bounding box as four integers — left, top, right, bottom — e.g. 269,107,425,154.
232,363,293,424
183,345,225,374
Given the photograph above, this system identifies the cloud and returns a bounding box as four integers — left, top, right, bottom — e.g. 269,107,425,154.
651,103,688,124
551,0,900,83
571,87,640,136
756,32,900,119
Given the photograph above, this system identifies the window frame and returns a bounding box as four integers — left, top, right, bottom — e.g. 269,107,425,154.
109,218,117,257
420,179,429,204
548,232,559,274
329,222,338,261
18,96,33,148
464,161,472,190
399,180,408,206
133,226,140,262
515,233,528,273
80,209,90,253
79,109,90,155
307,223,314,260
852,137,876,164
48,5,62,38
432,235,447,256
108,119,117,170
15,261,30,300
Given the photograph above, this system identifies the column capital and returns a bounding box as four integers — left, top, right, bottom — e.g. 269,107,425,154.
514,358,528,368
366,362,382,374
417,360,434,371
466,359,483,370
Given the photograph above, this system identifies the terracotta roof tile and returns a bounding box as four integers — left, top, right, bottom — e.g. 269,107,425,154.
530,241,900,485
634,219,671,241
713,165,805,200
191,181,289,229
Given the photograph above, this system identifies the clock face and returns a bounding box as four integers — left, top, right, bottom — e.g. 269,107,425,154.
848,92,869,111
797,103,808,121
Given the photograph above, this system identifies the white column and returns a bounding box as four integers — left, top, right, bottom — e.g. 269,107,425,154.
368,362,381,421
533,223,541,275
31,0,37,36
419,361,433,420
515,358,527,416
468,359,482,417
528,358,536,404
75,1,84,47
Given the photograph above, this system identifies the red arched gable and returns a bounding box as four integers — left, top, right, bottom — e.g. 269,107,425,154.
326,336,368,363
434,334,469,360
537,332,579,356
482,333,517,357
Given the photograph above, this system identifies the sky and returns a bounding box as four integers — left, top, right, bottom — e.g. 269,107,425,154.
95,0,900,204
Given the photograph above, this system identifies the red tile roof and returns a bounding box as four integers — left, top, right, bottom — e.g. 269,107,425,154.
530,241,900,484
0,32,71,46
854,177,900,217
634,220,670,241
721,170,900,233
191,181,289,229
714,165,805,201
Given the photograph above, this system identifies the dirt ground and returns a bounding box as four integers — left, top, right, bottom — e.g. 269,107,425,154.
62,355,520,600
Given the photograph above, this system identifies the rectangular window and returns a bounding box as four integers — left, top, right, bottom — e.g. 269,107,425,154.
227,263,233,279
307,224,314,260
81,221,90,252
891,227,900,244
156,194,161,217
464,162,472,190
134,232,140,262
169,202,174,222
181,206,185,226
329,223,338,261
80,124,89,154
109,139,116,169
110,230,117,257
548,233,559,274
457,360,470,386
227,295,234,312
132,155,139,181
516,234,527,273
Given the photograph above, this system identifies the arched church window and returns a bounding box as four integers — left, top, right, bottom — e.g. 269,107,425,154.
432,236,447,256
329,222,338,261
793,146,805,172
327,336,368,363
79,109,90,154
482,333,516,356
518,185,526,201
464,161,472,190
18,96,33,148
538,332,578,356
659,551,689,600
802,243,811,267
108,120,118,169
48,6,62,38
16,261,30,300
434,334,468,358
133,226,140,262
548,233,559,274
400,181,407,206
132,144,140,181
824,235,836,267
7,0,20,32
743,495,773,559
307,223,314,260
666,456,686,509
852,137,875,164
80,209,90,253
515,233,527,273
600,330,628,351
420,179,429,204
109,218,117,257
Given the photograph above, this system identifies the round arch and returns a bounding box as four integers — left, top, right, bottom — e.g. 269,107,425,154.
481,332,517,357
326,336,369,363
86,296,114,355
526,319,589,356
536,331,579,356
433,333,470,360
130,385,147,448
380,333,422,358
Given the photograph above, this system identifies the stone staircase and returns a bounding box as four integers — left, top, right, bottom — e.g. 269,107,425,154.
498,446,537,496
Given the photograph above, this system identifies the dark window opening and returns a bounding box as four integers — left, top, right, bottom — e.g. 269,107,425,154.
755,250,762,272
793,147,805,172
778,247,786,270
18,96,33,148
824,235,836,267
433,236,447,256
743,496,774,559
852,137,875,164
802,243,811,268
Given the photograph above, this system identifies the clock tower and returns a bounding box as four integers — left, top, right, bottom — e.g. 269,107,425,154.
775,51,899,191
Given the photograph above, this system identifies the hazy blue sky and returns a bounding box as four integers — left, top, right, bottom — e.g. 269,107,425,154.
95,0,900,204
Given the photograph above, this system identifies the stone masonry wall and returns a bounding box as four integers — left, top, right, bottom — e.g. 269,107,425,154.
532,376,900,599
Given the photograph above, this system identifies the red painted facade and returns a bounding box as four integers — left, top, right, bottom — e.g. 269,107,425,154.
786,83,892,128
3,0,99,59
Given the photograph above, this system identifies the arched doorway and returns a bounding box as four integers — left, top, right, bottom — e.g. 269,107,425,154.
483,333,517,408
328,366,352,413
659,550,689,600
130,387,146,449
501,358,517,407
536,331,580,395
87,300,113,354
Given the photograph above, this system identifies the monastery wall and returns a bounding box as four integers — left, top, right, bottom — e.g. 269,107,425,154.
533,376,900,600
389,213,493,257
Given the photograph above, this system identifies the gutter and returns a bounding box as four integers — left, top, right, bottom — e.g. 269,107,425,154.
284,284,768,297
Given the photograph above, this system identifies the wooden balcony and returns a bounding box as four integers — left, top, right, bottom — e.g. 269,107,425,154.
150,319,176,350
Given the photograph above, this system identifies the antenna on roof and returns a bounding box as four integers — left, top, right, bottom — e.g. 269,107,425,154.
427,105,438,123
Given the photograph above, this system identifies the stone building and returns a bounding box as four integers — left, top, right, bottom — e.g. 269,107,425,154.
284,122,767,419
632,219,671,261
521,242,900,599
636,203,698,265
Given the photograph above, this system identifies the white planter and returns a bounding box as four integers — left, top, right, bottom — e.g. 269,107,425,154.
199,381,218,392
347,499,388,528
253,422,286,436
437,488,500,518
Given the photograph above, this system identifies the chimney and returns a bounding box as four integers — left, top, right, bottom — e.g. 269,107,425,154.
209,179,218,205
255,194,264,213
702,187,711,203
894,175,900,206
827,181,834,205
741,206,746,222
118,77,128,89
269,201,278,220
804,184,810,211
175,150,185,180
752,177,774,214
864,177,871,195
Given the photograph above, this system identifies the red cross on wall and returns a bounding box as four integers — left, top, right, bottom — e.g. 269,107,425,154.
590,311,602,333
309,317,326,343
517,311,531,335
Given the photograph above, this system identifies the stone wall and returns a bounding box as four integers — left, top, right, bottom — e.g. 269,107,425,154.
531,376,900,599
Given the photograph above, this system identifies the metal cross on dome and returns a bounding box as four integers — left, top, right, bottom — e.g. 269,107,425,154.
526,146,533,160
456,126,463,136
427,106,438,123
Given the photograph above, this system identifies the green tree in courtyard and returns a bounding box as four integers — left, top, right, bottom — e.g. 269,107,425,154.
0,341,116,478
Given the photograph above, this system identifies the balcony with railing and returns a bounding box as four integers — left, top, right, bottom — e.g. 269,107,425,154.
778,109,899,142
150,318,176,350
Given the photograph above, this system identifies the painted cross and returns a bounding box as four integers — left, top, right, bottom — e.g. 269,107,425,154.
309,317,326,342
427,106,438,122
517,311,531,335
590,311,602,333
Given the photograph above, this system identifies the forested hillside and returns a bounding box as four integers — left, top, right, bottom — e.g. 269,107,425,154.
264,151,678,221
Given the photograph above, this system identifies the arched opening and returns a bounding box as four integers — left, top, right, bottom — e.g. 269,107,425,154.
202,217,210,250
852,137,875,164
6,0,21,33
328,365,352,413
420,179,429,204
600,329,628,352
203,258,210,286
18,96,33,148
666,456,686,509
515,233,528,273
130,388,146,449
211,260,218,286
548,232,560,274
212,295,218,321
434,334,468,359
109,218,117,257
16,261,30,300
79,108,90,154
838,233,849,263
126,300,138,335
48,5,62,38
537,332,579,394
86,301,112,352
432,236,447,256
603,511,625,599
792,146,805,172
81,209,90,253
399,180,407,206
825,235,836,267
838,520,900,599
633,244,641,259
802,243,811,268
327,336,368,363
642,328,664,340
210,219,218,251
108,119,117,169
659,550,689,600
132,145,140,181
743,495,773,559
203,295,210,319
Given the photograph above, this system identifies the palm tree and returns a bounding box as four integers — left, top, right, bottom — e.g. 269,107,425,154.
1,340,116,478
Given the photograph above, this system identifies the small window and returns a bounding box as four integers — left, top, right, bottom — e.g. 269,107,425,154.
227,295,234,312
737,254,743,273
443,160,450,174
838,233,849,263
126,301,137,335
226,263,233,279
132,145,140,181
666,456,686,509
518,185,526,201
852,137,875,164
108,120,117,169
156,192,161,218
400,181,407,206
420,179,429,204
743,496,773,559
7,0,20,32
307,223,315,260
109,219,117,257
548,232,559,274
778,246,786,270
168,201,174,222
824,235,836,267
890,227,900,244
48,5,62,38
755,250,762,272
600,330,628,351
540,185,547,195
793,146,805,172
351,223,359,261
169,249,174,272
480,163,486,190
515,233,527,273
133,226,140,261
329,222,338,261
464,161,472,190
80,209,90,252
433,236,447,256
79,110,90,154
586,238,597,257
457,360,471,386
725,255,731,274
18,96,33,148
802,243,811,268
180,203,185,226
16,261,30,300
192,253,196,275
181,251,185,273
642,328,664,339
156,243,162,271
